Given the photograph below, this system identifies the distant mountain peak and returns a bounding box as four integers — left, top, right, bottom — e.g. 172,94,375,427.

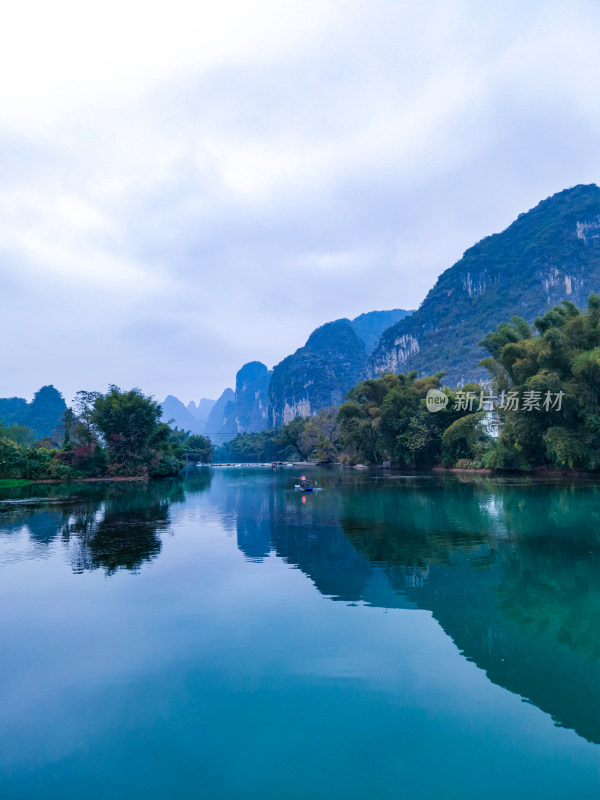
187,398,216,422
160,395,206,435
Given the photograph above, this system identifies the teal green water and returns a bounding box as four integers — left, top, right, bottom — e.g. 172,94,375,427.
1,468,600,799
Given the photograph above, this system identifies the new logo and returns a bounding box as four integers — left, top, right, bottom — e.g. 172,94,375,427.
425,389,448,413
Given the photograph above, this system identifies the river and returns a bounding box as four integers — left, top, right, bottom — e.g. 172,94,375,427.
1,467,599,798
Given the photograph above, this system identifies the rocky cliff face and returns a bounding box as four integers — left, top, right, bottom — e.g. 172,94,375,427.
268,319,367,427
233,361,272,433
202,310,413,437
351,308,413,354
369,184,600,386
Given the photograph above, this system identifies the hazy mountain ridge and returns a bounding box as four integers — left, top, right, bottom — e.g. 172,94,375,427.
185,308,412,439
186,398,215,422
368,184,600,385
164,183,600,439
0,385,67,440
204,388,236,443
160,395,208,435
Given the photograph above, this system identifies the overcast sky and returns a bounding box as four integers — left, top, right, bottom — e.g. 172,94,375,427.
2,0,600,404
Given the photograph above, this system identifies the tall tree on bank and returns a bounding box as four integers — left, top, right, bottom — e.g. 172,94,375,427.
480,294,600,470
91,386,181,477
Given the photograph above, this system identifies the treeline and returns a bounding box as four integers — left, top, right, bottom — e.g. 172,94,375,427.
219,294,600,472
4,294,600,479
217,375,487,467
0,386,213,482
216,408,339,463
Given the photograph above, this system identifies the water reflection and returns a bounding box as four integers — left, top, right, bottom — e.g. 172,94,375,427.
226,472,600,745
1,469,600,745
63,481,183,575
0,472,212,575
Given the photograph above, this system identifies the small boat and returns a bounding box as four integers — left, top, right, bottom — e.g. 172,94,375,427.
295,475,314,492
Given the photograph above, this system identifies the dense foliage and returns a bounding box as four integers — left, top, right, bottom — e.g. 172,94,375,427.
479,294,600,470
91,386,175,476
183,434,213,464
216,430,289,463
216,409,340,463
337,372,486,467
0,386,209,481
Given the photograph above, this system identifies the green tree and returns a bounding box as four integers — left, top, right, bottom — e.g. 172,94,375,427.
480,295,600,470
337,371,484,467
184,434,213,464
92,386,181,477
0,423,35,446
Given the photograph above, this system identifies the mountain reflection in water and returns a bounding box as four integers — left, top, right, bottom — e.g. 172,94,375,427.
1,467,599,747
218,471,600,745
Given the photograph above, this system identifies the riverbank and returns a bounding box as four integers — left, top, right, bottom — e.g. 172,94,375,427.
0,476,148,487
4,464,598,489
433,465,600,478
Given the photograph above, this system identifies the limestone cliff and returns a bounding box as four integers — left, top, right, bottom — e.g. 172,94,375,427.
268,319,367,427
233,361,272,433
369,184,600,385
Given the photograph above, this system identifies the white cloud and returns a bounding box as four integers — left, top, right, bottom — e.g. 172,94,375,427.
0,0,339,128
2,0,600,402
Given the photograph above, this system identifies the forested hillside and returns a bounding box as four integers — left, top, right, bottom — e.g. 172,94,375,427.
369,184,600,385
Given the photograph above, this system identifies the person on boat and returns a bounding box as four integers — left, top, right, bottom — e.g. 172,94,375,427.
300,475,307,488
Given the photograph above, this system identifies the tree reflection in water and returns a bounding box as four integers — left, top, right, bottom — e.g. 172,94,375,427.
0,470,213,576
62,481,182,575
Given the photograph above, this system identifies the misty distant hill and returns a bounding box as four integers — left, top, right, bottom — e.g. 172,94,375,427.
204,388,237,443
160,395,207,434
0,385,67,441
171,185,600,438
186,398,215,422
202,309,413,437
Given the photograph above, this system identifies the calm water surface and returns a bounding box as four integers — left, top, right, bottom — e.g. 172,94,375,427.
1,467,600,799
